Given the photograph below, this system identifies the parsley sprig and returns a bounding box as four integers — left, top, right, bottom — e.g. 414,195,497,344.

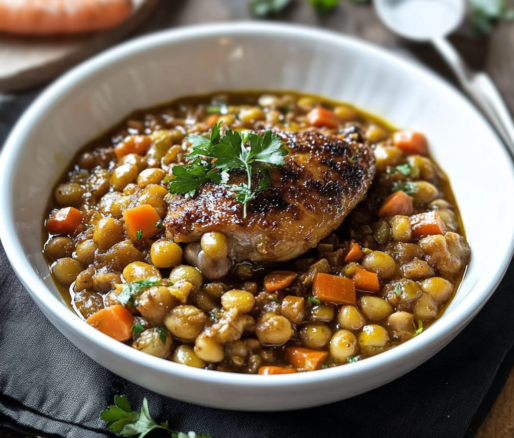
101,395,212,438
169,123,288,217
117,278,162,306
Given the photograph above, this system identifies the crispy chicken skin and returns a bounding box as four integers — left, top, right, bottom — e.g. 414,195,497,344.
165,129,376,262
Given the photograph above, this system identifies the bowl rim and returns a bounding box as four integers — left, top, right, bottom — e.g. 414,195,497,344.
1,21,514,389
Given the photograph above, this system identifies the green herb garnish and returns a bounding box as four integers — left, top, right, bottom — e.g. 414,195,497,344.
210,310,220,322
117,278,162,306
348,355,360,363
308,0,340,13
394,283,402,296
163,175,173,184
386,168,397,175
308,296,321,305
415,319,424,336
270,295,282,303
391,181,417,195
350,155,359,163
249,0,291,16
321,357,334,369
101,395,212,438
136,230,143,241
470,0,514,35
157,327,168,345
395,163,411,176
132,323,145,340
156,220,163,230
171,123,287,217
207,106,222,114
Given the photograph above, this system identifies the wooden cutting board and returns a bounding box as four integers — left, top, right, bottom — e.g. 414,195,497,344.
0,0,160,93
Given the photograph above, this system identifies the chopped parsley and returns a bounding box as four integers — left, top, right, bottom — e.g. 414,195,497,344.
117,278,162,306
170,123,287,217
136,230,143,241
395,163,411,176
391,181,417,195
308,296,321,306
210,310,220,322
163,175,173,184
321,357,334,369
270,295,282,304
132,323,145,340
157,327,168,344
415,319,424,336
156,220,163,230
350,155,359,163
347,355,360,363
101,395,212,438
394,283,402,296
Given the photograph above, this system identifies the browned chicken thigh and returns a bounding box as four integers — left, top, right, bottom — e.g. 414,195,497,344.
165,129,376,263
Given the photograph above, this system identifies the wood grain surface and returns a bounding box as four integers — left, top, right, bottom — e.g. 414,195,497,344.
1,0,514,436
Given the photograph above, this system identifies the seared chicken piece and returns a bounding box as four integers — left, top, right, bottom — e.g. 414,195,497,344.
165,130,376,262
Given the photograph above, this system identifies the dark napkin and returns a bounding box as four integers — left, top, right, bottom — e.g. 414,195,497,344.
2,90,514,438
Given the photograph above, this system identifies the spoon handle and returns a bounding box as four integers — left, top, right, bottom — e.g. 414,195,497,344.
432,36,514,157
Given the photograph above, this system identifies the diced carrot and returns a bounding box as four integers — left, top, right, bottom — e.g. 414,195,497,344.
123,204,161,242
46,207,82,235
393,131,428,155
114,135,152,159
86,305,134,341
287,347,329,371
410,211,447,238
207,114,219,127
264,271,298,292
307,108,339,129
258,366,297,375
313,273,356,305
378,191,414,217
353,268,380,293
345,242,363,263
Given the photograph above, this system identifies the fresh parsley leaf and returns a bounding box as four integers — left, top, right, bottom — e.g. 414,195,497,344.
156,220,163,230
395,163,411,176
270,295,281,303
308,296,321,305
321,357,334,369
249,0,291,16
347,355,360,363
157,327,168,344
391,181,417,195
415,319,424,336
102,396,213,438
210,310,220,321
350,155,359,163
386,168,397,175
132,323,145,340
136,230,143,241
117,278,162,306
168,159,219,197
394,283,402,296
308,0,340,13
470,0,514,35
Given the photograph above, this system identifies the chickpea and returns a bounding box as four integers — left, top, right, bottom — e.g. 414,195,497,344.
118,153,146,172
98,192,129,218
93,272,121,292
184,242,201,266
110,163,138,191
374,145,403,171
221,290,255,313
138,184,168,218
359,296,393,321
137,168,166,188
387,311,415,334
133,328,173,359
365,125,388,143
123,183,138,196
420,277,453,302
54,182,85,206
197,252,232,280
163,145,183,166
201,232,229,261
194,334,224,363
75,239,98,265
281,296,305,324
164,305,207,342
192,289,219,313
52,258,83,286
123,262,162,283
362,251,396,279
395,279,422,304
94,240,144,272
411,181,438,204
151,240,183,268
137,286,178,326
330,330,358,363
266,110,281,125
338,305,366,331
438,209,457,230
218,114,236,126
429,199,451,210
359,324,389,355
258,94,281,107
255,313,293,345
169,280,193,304
170,265,203,287
75,267,94,292
310,305,335,323
407,155,434,180
401,259,434,280
390,215,412,243
44,237,75,261
88,169,110,198
172,345,205,368
334,105,358,122
414,293,438,320
297,97,317,110
239,107,265,123
300,323,332,349
93,217,125,252
202,282,227,299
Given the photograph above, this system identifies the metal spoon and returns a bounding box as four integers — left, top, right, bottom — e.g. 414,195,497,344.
374,0,514,156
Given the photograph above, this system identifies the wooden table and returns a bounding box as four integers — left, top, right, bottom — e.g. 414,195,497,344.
2,0,514,436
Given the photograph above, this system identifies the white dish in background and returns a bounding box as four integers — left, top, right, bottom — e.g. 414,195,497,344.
1,22,514,411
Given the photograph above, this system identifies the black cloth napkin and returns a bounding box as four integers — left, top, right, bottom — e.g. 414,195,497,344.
2,90,514,438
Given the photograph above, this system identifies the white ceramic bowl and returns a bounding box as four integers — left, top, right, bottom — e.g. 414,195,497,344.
1,23,514,411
